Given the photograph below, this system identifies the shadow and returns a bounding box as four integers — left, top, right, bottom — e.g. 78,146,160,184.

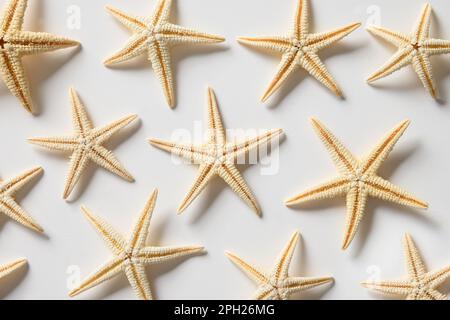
0,261,28,298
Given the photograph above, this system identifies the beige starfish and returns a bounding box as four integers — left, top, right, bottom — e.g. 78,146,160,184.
104,0,225,108
367,3,450,98
0,166,43,233
226,231,333,300
69,189,204,300
0,258,27,282
0,0,79,113
149,87,283,215
362,234,450,300
238,0,360,102
285,118,428,250
28,88,137,200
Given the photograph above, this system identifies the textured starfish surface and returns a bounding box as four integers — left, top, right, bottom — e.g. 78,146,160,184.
150,87,283,215
0,166,43,233
104,0,225,108
367,3,450,98
28,88,137,200
362,234,450,300
0,258,27,283
69,190,204,300
226,231,333,300
238,0,360,102
0,0,79,113
286,118,428,250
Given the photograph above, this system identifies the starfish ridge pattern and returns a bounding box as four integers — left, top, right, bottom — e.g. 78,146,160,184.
104,0,225,108
238,0,360,102
286,118,428,250
0,258,27,283
150,87,283,215
28,88,137,200
0,0,79,113
226,231,333,300
69,190,204,300
367,3,450,98
362,234,450,300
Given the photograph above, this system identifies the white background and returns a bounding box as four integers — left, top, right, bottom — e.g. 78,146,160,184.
0,0,449,300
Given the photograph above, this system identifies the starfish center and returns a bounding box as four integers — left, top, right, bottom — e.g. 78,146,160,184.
79,138,93,150
292,39,306,52
349,169,367,188
0,37,6,49
411,42,421,51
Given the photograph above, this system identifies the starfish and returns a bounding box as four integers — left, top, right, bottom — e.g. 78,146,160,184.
285,118,428,250
0,258,27,283
362,234,450,300
0,166,43,233
226,231,333,300
237,0,360,102
69,189,204,300
28,88,137,200
0,0,79,113
149,87,283,215
104,0,225,108
367,3,450,98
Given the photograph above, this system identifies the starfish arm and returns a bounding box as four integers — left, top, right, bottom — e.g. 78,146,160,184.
62,149,89,199
0,166,42,196
425,265,450,289
261,51,300,102
69,257,124,298
177,163,216,214
403,234,427,281
422,38,450,56
270,232,299,281
422,289,448,300
281,276,334,295
225,129,284,160
148,40,175,107
285,177,350,206
366,26,411,47
218,162,261,215
306,22,361,51
6,31,79,55
237,36,292,53
105,5,148,32
124,263,152,300
0,50,33,112
89,145,134,182
81,206,127,255
0,258,27,280
300,52,343,97
342,186,368,250
292,0,309,38
149,138,208,163
150,0,172,26
361,280,413,296
28,136,79,152
103,34,149,66
412,3,432,43
0,196,43,232
412,52,438,98
253,285,278,300
367,47,415,83
225,251,269,285
128,190,157,251
69,88,92,136
206,87,225,145
360,120,411,175
159,23,225,44
0,0,27,33
309,118,357,175
365,176,428,209
91,115,138,145
137,245,204,264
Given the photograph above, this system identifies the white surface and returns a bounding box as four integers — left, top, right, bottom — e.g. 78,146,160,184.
0,0,449,300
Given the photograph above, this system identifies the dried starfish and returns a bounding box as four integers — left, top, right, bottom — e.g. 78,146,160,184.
69,189,204,300
104,0,225,108
0,166,43,233
367,3,450,98
28,88,137,200
226,231,333,300
0,0,79,113
0,258,27,282
362,234,450,300
150,87,283,215
238,0,360,102
286,118,428,250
